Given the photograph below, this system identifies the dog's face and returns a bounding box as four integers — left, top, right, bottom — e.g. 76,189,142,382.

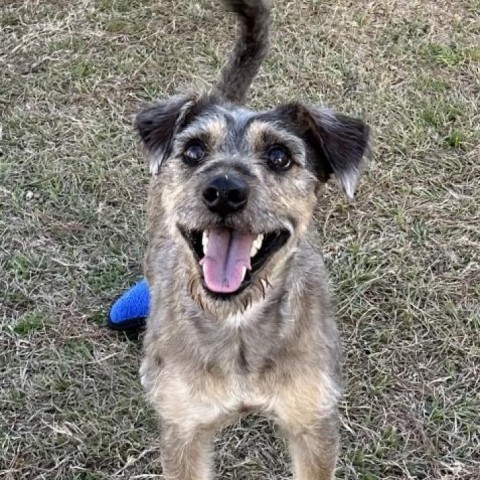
137,94,369,312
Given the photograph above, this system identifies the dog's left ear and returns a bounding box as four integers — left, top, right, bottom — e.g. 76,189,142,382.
305,107,370,199
276,104,370,199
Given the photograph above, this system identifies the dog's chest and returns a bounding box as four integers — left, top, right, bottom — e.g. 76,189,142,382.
153,336,282,428
147,354,276,430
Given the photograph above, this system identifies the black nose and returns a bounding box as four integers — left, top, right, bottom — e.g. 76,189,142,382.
202,175,249,216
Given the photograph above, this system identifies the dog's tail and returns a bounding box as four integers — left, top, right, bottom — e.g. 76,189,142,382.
212,0,270,105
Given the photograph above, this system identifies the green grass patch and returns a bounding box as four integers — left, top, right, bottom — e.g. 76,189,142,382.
13,310,46,335
424,44,480,67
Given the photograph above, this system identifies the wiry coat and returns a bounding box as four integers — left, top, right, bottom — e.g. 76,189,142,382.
136,1,370,479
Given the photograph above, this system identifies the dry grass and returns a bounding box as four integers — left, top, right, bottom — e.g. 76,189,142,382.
1,0,479,478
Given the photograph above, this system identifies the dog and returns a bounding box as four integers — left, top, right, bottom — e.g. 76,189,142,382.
136,1,370,478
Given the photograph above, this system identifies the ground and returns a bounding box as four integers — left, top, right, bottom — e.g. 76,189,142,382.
1,0,479,478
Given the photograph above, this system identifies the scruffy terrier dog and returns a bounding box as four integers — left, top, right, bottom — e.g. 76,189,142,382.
137,1,369,479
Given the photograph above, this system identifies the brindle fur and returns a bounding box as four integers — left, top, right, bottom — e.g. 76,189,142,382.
136,1,370,479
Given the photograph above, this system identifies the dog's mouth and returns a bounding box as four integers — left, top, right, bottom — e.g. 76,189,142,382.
179,226,290,297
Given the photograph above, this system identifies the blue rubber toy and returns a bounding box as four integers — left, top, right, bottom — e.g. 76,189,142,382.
108,279,150,330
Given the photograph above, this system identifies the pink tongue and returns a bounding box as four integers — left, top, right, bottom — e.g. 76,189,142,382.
200,228,254,293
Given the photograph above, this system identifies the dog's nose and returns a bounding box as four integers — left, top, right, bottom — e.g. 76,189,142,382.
202,175,249,216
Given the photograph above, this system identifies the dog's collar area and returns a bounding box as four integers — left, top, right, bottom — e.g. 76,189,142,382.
179,225,290,298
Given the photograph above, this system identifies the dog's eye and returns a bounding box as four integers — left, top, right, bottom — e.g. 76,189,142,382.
267,145,292,171
183,140,206,165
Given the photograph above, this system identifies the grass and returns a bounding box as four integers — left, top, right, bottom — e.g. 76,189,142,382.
1,0,479,478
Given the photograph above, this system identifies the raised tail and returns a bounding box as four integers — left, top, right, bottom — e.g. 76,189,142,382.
213,0,270,105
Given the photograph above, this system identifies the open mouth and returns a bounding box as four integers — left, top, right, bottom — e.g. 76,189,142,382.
180,226,290,297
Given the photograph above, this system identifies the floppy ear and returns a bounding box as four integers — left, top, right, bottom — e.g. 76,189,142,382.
135,95,197,174
305,107,370,199
273,104,370,199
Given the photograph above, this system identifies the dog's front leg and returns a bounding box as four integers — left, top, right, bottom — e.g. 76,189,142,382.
272,374,340,480
160,422,214,480
285,415,339,480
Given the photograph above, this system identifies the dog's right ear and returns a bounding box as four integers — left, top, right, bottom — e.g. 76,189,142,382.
135,95,197,174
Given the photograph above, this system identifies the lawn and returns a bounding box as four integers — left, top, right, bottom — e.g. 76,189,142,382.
1,0,479,478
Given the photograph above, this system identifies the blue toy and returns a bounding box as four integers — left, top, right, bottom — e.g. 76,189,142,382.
108,279,150,330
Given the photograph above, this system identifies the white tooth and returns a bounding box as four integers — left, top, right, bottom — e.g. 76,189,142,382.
241,266,247,280
202,231,209,254
250,234,264,258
